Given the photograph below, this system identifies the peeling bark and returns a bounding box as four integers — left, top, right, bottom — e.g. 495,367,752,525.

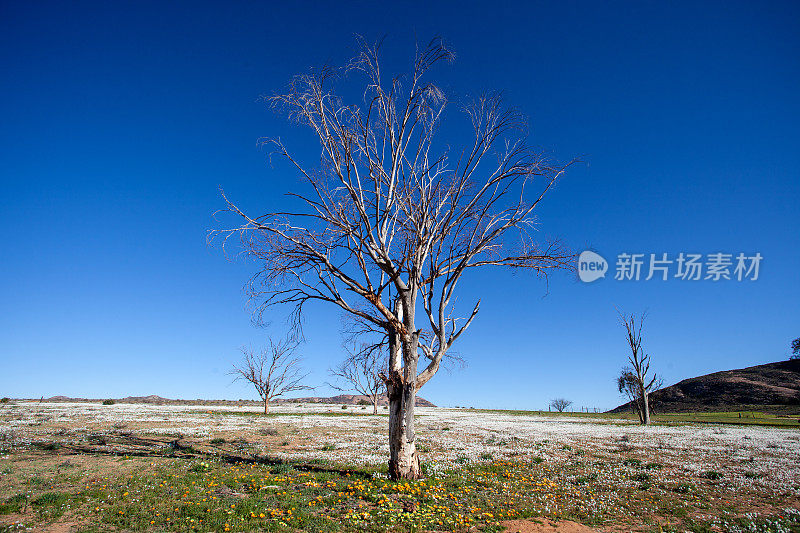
387,377,420,480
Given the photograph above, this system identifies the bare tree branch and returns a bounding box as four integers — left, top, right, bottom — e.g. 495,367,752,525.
549,398,572,413
230,335,312,414
212,36,574,479
616,309,662,425
328,342,387,414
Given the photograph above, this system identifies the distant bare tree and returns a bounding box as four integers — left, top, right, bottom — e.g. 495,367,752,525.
329,342,387,415
231,336,312,414
214,37,575,479
617,310,662,425
791,337,800,360
550,398,572,413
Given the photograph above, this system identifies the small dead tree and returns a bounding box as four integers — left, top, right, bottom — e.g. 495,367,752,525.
214,37,575,479
791,337,800,360
329,342,387,414
549,398,572,413
617,310,662,425
617,367,645,422
231,336,312,414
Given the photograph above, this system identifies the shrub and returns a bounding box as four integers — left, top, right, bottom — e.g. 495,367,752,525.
0,494,27,515
272,462,293,474
702,470,723,480
102,399,115,406
357,399,370,406
190,462,210,472
258,427,279,436
209,437,226,445
673,483,693,494
341,405,347,409
321,443,335,451
31,491,70,520
32,492,68,507
0,398,9,404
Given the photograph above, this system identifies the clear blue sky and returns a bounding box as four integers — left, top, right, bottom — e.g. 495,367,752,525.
1,1,798,409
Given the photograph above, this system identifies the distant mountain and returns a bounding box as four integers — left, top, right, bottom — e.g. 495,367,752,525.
120,395,170,404
41,393,435,407
610,359,800,414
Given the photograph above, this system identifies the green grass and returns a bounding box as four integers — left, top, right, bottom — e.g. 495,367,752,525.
83,457,794,533
3,444,799,533
31,491,72,521
0,494,27,515
470,408,800,428
0,491,76,522
650,411,800,427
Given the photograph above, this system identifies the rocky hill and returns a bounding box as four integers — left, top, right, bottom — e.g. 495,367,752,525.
611,359,800,414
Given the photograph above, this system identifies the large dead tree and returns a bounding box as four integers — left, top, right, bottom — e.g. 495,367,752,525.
617,311,662,425
215,37,574,479
231,336,311,414
329,342,387,415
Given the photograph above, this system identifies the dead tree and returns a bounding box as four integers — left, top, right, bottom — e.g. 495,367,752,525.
617,367,645,422
214,37,574,479
549,398,572,413
231,336,311,414
329,342,387,415
617,311,662,425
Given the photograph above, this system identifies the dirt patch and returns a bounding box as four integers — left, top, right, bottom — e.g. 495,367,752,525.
41,518,84,533
0,513,85,533
0,513,28,527
501,519,598,533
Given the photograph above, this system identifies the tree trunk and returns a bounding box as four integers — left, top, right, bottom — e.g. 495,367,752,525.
632,398,644,423
372,398,378,415
387,377,420,480
641,390,650,425
384,295,422,480
263,397,269,415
